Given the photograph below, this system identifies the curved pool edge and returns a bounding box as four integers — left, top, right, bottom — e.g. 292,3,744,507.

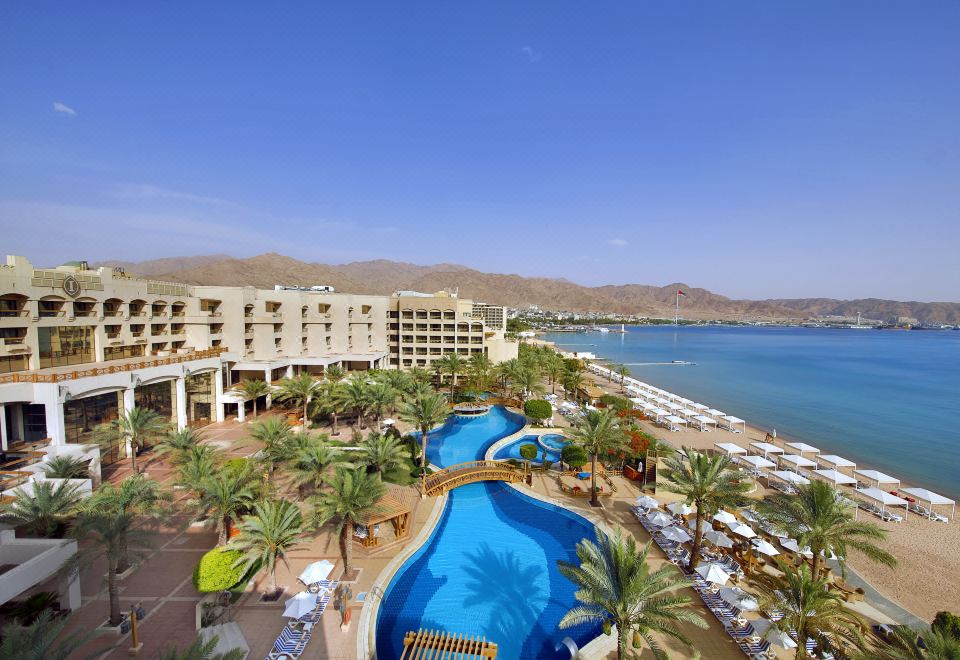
484,425,566,462
356,491,449,660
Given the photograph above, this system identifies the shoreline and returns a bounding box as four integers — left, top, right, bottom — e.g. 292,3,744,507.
533,336,960,621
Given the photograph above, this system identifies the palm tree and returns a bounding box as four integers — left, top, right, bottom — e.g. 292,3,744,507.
563,369,585,404
158,634,245,660
334,378,371,431
232,379,271,418
324,364,345,383
467,353,494,393
39,455,90,479
155,428,205,465
862,623,960,660
511,365,545,411
568,409,629,507
615,364,630,392
406,366,433,389
287,439,348,495
544,356,565,395
757,479,897,580
229,500,307,595
312,468,386,578
0,610,101,660
176,445,220,499
754,563,865,659
557,528,707,660
435,353,466,396
309,381,346,437
198,471,256,545
398,392,450,495
0,480,84,537
73,509,151,626
249,417,295,474
273,374,323,427
85,474,167,574
660,447,752,570
358,432,407,480
94,406,169,473
367,381,398,428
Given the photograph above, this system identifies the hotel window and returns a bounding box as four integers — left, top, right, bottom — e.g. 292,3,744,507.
73,299,96,317
361,305,371,315
443,311,455,320
171,302,186,316
129,300,146,316
151,301,167,316
401,310,413,320
38,298,66,318
104,345,145,361
20,404,48,443
429,310,442,319
415,310,427,319
130,324,145,337
64,391,122,463
0,294,28,317
135,379,177,425
0,355,28,374
318,303,331,314
38,326,94,368
201,299,222,313
266,301,282,313
388,311,398,319
0,327,27,345
185,371,215,428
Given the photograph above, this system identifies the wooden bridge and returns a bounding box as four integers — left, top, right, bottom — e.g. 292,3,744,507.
422,460,524,496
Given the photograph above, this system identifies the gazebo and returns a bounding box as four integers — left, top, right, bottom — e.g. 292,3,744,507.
812,469,857,487
900,487,956,520
779,454,817,472
714,442,746,456
817,454,856,473
720,415,746,433
854,469,900,489
749,442,783,459
354,487,416,548
784,441,820,457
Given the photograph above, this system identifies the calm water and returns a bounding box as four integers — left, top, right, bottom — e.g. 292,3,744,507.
543,326,960,498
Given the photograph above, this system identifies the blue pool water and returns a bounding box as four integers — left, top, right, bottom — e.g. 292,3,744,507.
493,434,569,464
375,482,599,659
543,325,960,498
377,407,599,658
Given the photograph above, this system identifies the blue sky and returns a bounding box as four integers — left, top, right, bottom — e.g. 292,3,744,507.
1,2,958,300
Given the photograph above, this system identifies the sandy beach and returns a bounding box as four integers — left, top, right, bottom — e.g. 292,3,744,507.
542,340,960,623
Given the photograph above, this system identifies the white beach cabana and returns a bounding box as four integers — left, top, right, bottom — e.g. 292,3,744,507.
779,454,817,472
714,442,746,456
705,408,725,417
737,455,776,471
653,397,671,406
857,487,909,519
770,470,810,485
665,402,683,412
692,415,717,432
677,397,695,406
750,442,783,459
900,488,956,519
854,469,900,489
779,538,813,557
691,403,709,411
650,407,671,422
813,469,857,486
720,415,746,433
663,415,687,431
784,441,820,456
678,407,698,418
818,454,856,472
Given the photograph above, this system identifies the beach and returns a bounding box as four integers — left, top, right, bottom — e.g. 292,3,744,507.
537,337,960,622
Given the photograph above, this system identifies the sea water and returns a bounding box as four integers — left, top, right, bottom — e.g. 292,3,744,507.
542,326,960,499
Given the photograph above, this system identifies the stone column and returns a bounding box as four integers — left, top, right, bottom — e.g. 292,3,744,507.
58,565,82,611
43,388,66,447
176,376,188,430
264,368,273,409
214,369,225,423
0,403,7,451
236,400,246,422
123,386,136,457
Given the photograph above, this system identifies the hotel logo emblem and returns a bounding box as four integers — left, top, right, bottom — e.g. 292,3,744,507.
62,275,81,298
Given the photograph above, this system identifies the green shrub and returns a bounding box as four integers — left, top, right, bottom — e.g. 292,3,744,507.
519,443,539,461
524,400,552,422
598,394,633,412
561,444,589,469
932,611,960,640
192,548,247,593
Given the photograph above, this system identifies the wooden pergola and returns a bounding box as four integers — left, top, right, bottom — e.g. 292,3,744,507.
401,629,498,659
355,487,415,548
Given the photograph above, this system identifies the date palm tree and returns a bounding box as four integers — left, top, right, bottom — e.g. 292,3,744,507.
0,609,101,660
155,428,205,465
273,374,323,427
544,356,565,395
158,634,245,660
511,365,545,411
660,447,752,570
176,445,220,500
197,470,256,545
398,392,450,495
563,369,585,404
756,479,896,580
358,432,407,480
85,474,168,574
39,455,90,480
232,378,270,419
229,500,307,596
754,563,866,659
435,353,466,396
334,378,371,431
467,353,494,393
249,417,295,474
406,366,433,389
324,364,345,384
615,364,630,392
557,528,707,660
861,623,960,660
367,382,398,428
95,406,169,473
0,480,84,538
287,438,348,495
312,468,386,579
568,409,629,507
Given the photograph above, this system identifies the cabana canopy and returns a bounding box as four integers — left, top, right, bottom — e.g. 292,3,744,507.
692,403,709,411
818,454,856,470
770,470,810,485
705,408,725,417
813,469,857,486
737,455,776,470
750,442,783,457
663,415,687,429
678,407,698,418
785,441,820,455
692,415,717,431
780,454,817,470
858,487,909,518
721,415,746,432
900,487,956,519
714,442,746,455
854,469,900,487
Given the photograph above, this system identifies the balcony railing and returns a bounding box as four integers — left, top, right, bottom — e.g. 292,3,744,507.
0,309,28,318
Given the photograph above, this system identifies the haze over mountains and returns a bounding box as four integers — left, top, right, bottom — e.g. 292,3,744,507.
94,254,960,324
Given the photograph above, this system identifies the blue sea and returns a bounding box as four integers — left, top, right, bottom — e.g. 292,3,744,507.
542,326,960,499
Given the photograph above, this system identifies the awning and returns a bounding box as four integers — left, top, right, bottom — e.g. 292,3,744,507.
817,454,856,469
737,454,776,470
770,470,810,485
813,469,857,485
785,441,820,455
854,469,900,486
750,442,783,456
780,454,817,470
714,442,746,455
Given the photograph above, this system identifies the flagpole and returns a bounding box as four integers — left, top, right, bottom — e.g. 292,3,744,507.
675,291,679,326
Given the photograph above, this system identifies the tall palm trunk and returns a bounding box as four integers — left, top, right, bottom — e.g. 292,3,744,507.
220,515,230,546
690,510,704,570
331,412,339,436
252,398,258,418
342,522,354,576
117,537,130,574
811,546,823,580
129,437,138,474
419,427,429,497
590,453,599,507
108,554,122,626
303,401,309,428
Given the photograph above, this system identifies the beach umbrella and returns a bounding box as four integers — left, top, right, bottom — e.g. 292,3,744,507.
703,529,735,548
718,586,758,612
667,501,694,516
713,510,737,525
635,495,659,509
660,526,692,543
752,619,798,650
779,538,812,556
752,539,780,556
728,522,757,539
695,562,731,585
283,591,318,619
298,559,334,585
645,511,673,528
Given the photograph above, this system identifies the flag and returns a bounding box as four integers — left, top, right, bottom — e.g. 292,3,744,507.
677,289,686,297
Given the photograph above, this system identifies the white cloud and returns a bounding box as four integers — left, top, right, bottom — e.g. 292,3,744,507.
608,238,628,247
52,102,76,117
112,183,229,206
520,46,542,63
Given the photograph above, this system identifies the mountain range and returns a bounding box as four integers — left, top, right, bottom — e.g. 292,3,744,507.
93,254,960,324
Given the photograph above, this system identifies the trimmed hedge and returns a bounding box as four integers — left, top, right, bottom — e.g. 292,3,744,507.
524,399,552,422
519,443,539,461
561,444,589,468
193,547,247,593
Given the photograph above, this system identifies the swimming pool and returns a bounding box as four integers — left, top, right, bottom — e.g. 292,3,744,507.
492,433,569,464
424,405,526,468
375,481,600,659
